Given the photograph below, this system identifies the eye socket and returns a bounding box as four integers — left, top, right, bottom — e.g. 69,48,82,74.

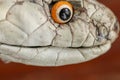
51,1,73,24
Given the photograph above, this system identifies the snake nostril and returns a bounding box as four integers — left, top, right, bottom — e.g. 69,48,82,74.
96,24,109,41
113,20,120,34
100,27,108,38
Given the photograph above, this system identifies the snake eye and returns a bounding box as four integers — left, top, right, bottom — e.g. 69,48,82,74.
51,1,73,24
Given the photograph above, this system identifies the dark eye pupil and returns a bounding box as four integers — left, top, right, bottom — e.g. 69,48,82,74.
59,8,71,21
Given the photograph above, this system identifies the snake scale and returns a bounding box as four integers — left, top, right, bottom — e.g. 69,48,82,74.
0,0,119,66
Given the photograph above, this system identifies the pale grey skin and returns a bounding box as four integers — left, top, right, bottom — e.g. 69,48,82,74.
0,0,119,66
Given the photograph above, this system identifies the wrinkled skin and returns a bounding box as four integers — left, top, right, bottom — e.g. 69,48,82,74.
0,0,119,66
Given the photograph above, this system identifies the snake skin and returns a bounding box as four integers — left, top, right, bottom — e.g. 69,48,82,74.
0,0,119,66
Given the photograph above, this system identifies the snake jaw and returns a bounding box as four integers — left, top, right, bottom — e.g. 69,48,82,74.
0,41,111,66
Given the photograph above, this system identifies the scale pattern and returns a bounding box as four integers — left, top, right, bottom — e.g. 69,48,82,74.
0,0,119,66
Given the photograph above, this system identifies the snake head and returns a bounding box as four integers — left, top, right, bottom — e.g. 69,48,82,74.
0,0,119,66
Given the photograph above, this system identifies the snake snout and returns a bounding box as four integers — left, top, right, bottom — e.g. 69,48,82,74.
108,20,120,43
113,21,120,34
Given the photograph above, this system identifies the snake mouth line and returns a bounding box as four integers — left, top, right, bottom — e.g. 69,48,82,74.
0,41,111,66
0,41,110,49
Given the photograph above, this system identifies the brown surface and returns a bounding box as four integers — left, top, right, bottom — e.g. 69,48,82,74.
0,0,120,80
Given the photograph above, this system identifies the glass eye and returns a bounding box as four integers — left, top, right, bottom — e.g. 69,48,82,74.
51,1,73,24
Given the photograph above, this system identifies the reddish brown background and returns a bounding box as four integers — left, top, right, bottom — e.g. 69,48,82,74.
0,0,120,80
